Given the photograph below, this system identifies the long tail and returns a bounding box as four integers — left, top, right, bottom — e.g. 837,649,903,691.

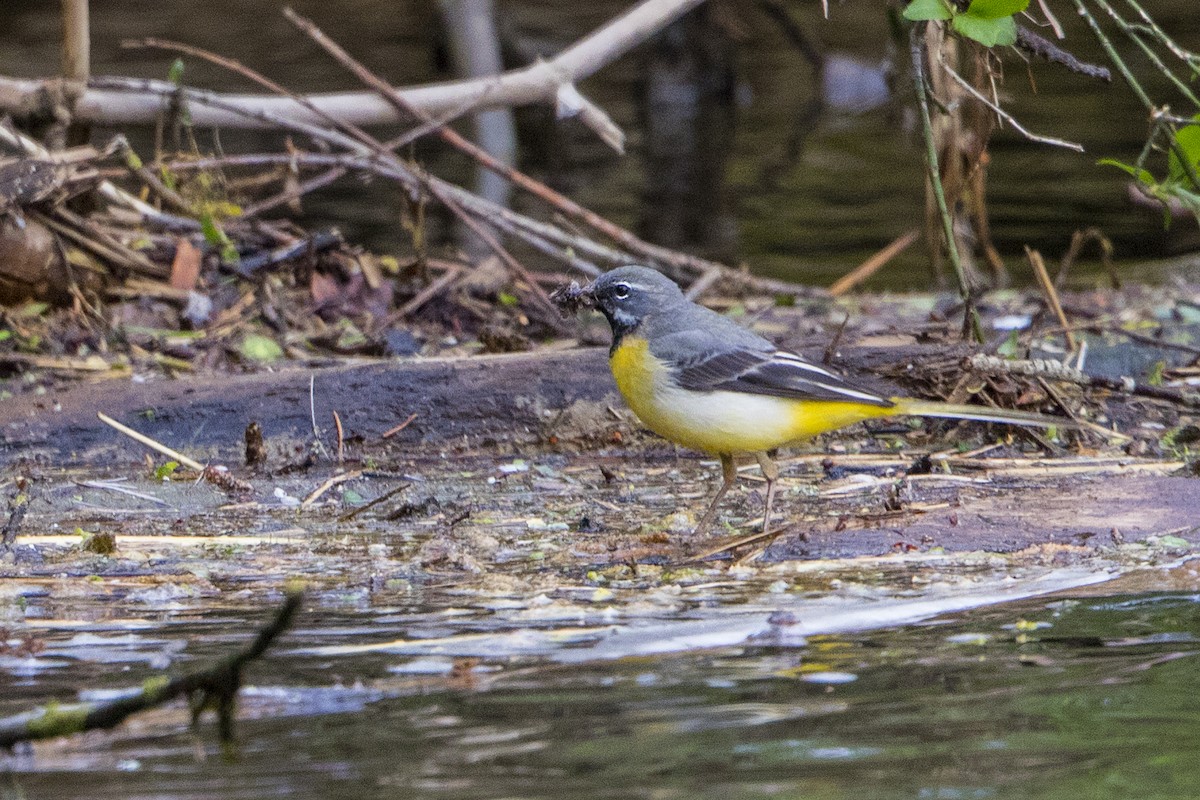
888,398,1125,440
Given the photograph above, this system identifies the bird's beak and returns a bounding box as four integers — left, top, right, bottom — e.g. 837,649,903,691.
550,279,597,315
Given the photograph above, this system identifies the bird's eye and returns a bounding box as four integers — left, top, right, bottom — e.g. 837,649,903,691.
612,283,631,300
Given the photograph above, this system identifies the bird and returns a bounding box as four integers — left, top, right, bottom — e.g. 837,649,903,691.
555,265,1104,535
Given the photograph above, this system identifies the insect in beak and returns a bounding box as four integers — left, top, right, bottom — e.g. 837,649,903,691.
550,280,597,316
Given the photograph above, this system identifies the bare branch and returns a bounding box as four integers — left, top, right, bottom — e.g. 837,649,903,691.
0,593,301,748
937,61,1085,152
0,0,706,129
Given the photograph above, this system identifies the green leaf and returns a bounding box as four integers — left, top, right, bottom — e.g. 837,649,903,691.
1167,124,1200,187
154,461,180,481
336,322,367,350
240,334,283,363
168,58,185,86
903,0,953,21
966,0,1029,19
199,213,241,265
220,240,240,264
1147,360,1166,387
1097,157,1155,186
997,329,1022,359
0,330,11,342
953,13,1017,46
199,213,223,247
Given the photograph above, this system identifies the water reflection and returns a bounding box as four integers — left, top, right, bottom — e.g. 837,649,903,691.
7,590,1200,798
0,1,1196,286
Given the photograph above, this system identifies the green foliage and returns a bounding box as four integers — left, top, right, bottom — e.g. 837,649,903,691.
903,0,1029,47
966,0,1029,18
167,58,185,86
240,334,283,363
153,461,180,481
1146,359,1166,387
1099,119,1200,227
952,13,1017,47
199,212,240,264
1168,122,1200,186
903,0,951,21
996,330,1022,359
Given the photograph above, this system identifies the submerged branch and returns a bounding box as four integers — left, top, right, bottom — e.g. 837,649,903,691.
0,593,302,749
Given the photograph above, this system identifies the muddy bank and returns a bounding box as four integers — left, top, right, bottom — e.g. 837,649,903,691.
0,348,618,468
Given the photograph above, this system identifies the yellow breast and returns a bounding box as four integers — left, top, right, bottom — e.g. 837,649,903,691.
609,337,895,454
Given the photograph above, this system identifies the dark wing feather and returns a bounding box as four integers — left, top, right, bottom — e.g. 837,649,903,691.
674,348,893,407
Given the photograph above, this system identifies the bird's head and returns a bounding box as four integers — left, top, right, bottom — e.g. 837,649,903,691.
569,266,685,339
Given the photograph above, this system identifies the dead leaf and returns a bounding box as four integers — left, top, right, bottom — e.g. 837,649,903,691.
169,238,202,291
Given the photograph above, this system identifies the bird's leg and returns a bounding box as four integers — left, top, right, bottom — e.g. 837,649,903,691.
694,453,737,535
755,451,780,532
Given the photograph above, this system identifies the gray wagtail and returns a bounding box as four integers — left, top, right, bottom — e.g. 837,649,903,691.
555,265,1105,534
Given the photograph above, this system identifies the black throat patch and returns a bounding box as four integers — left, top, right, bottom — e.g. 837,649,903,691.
604,307,642,354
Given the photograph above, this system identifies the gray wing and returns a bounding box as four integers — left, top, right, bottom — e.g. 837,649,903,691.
672,345,894,407
643,305,894,406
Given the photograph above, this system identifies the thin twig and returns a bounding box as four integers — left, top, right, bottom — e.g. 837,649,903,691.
309,374,321,441
1026,246,1077,352
338,481,411,522
0,593,302,748
240,102,487,217
1016,25,1110,79
382,413,419,439
301,470,364,507
389,268,462,321
281,6,731,284
28,209,168,278
938,61,1085,152
910,25,974,309
1073,0,1200,189
75,480,171,506
692,525,793,561
1034,0,1065,39
332,410,344,464
829,229,920,296
1056,227,1117,288
683,268,723,302
97,412,206,471
1091,0,1199,107
1123,0,1200,77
